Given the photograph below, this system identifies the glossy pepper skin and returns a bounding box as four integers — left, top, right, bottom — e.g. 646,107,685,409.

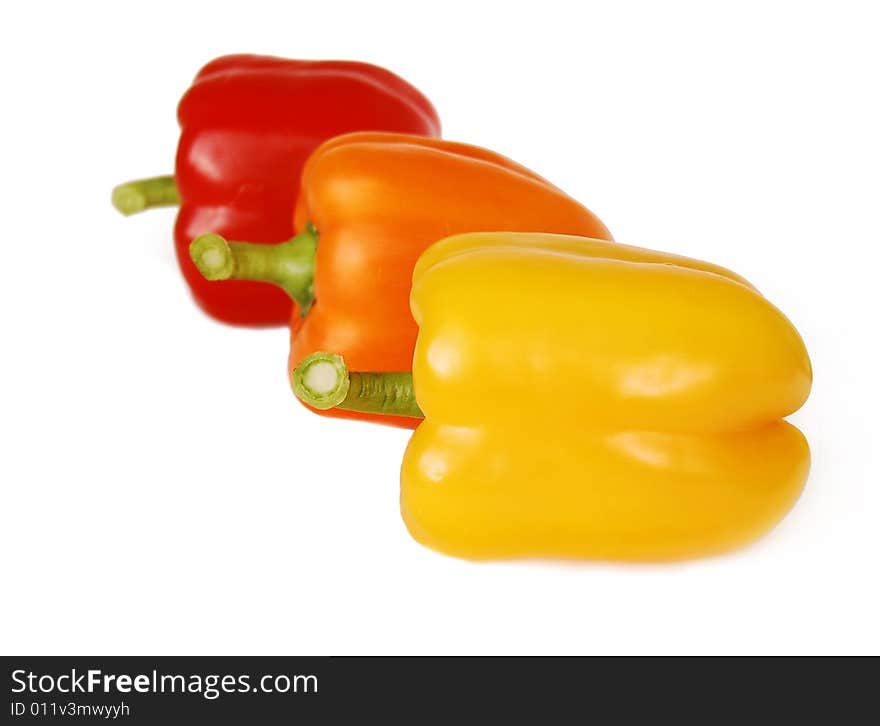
112,54,441,325
189,133,612,427
292,233,812,562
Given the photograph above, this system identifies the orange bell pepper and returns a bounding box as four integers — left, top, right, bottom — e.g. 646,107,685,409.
188,132,611,427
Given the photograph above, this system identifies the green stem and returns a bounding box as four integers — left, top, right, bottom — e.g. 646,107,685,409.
189,224,319,317
111,175,179,215
292,352,424,419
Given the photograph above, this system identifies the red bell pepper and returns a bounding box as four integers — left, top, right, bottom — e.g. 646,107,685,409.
112,54,441,325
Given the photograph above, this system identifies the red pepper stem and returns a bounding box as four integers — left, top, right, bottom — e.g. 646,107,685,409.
189,224,319,317
111,175,179,215
291,352,424,419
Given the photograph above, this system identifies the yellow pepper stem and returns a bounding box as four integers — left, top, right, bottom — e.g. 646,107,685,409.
292,352,424,419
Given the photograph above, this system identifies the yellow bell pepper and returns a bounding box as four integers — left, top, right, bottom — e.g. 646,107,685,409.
292,233,812,561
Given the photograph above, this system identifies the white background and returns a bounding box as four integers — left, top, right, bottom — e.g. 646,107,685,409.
1,0,877,655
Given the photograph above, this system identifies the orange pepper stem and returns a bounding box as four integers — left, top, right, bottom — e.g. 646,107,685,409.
189,224,319,317
111,175,179,215
292,352,424,419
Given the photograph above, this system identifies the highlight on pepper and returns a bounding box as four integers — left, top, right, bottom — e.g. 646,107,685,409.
291,232,812,563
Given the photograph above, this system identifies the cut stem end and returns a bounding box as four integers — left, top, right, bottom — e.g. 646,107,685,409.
190,233,235,280
111,185,147,215
292,353,351,410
